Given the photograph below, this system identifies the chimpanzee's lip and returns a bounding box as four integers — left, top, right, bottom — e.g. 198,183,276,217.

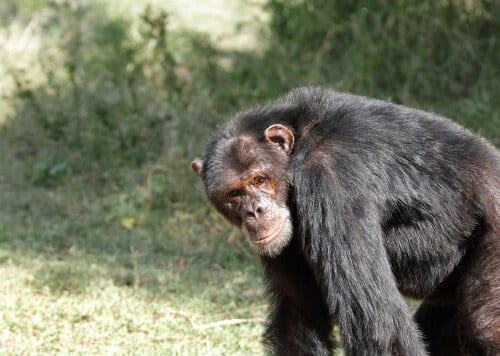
250,219,284,245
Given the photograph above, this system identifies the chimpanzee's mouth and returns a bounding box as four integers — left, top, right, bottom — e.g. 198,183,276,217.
249,219,284,246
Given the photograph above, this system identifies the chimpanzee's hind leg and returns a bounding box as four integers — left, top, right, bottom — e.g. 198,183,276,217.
414,270,462,356
457,227,500,355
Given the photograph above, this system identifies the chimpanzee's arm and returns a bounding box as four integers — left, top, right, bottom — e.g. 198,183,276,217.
261,240,333,355
293,164,427,356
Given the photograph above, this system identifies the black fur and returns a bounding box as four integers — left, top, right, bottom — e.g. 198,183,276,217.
197,87,500,355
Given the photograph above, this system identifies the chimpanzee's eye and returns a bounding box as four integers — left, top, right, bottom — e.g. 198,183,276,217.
228,189,241,197
254,176,267,186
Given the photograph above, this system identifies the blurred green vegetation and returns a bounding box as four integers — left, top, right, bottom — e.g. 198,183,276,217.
0,0,498,353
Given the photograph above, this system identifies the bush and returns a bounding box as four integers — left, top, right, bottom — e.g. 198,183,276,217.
3,1,221,185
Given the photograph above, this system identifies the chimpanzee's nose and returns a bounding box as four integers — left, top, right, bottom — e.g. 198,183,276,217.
245,203,263,219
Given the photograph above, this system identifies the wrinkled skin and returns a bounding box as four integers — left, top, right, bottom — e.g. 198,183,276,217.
192,124,295,257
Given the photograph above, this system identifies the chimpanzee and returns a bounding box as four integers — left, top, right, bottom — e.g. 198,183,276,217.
191,87,499,355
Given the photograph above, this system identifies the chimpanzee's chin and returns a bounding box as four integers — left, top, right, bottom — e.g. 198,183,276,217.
248,220,293,258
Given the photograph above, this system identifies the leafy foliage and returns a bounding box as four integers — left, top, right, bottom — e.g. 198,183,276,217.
266,0,499,103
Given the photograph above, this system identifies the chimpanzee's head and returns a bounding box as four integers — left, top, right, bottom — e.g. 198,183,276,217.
192,124,295,257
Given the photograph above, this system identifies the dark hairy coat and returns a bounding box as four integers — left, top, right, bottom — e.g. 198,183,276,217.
199,87,500,355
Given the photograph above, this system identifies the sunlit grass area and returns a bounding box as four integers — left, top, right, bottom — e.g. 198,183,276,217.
0,0,497,353
1,255,265,353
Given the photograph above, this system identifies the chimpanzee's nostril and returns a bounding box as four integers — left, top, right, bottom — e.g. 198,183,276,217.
246,206,263,219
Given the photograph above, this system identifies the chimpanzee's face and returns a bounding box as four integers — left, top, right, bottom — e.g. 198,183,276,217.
192,124,295,257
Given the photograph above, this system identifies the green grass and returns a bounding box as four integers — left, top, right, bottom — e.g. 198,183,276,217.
1,253,266,354
0,0,498,354
0,145,267,354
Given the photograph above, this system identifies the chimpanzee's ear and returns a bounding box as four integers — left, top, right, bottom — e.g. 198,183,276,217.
264,124,295,155
191,158,204,177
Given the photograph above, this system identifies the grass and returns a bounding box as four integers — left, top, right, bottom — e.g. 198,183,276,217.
0,0,498,354
1,255,265,354
0,127,266,353
0,141,267,354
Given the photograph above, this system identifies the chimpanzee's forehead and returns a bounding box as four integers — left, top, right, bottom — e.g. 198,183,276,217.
203,135,274,193
228,135,260,169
